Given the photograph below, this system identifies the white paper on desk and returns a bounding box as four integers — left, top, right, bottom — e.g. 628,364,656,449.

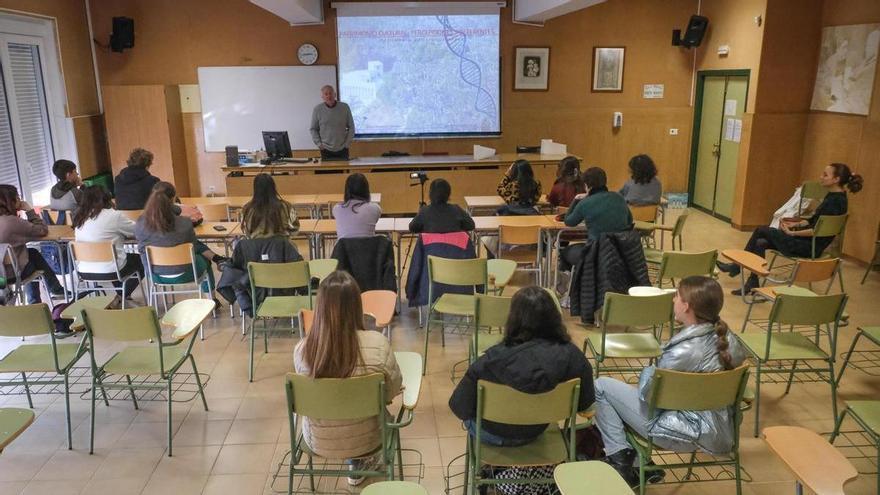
540,140,567,155
473,145,496,160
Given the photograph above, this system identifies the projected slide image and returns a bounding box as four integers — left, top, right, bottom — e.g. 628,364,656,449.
338,14,500,136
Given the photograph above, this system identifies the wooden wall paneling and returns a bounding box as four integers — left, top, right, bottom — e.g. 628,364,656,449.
72,115,111,177
163,85,190,196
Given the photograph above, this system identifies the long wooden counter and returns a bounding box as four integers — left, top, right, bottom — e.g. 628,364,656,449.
222,153,574,214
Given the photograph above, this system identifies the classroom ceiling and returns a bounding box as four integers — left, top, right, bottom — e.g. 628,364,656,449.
249,0,323,25
514,0,607,23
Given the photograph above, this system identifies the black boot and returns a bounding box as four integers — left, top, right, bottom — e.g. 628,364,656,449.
732,274,760,296
603,448,640,488
715,260,741,277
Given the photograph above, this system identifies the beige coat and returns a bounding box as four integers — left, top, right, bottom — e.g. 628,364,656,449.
293,329,402,459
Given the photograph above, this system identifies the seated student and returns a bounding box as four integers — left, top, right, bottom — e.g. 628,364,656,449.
594,276,745,488
293,270,402,486
333,173,381,239
547,156,585,208
72,185,144,307
408,179,475,233
559,167,633,271
619,154,662,205
48,159,83,212
497,159,542,215
114,148,161,210
716,162,863,295
135,182,226,298
449,286,594,446
241,173,299,238
0,185,66,303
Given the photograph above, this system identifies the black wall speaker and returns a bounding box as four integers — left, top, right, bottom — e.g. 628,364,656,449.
110,17,134,53
225,146,239,167
673,15,709,48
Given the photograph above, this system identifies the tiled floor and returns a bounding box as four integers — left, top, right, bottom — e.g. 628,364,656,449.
0,208,878,494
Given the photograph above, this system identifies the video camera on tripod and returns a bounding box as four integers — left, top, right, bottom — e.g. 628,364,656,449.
409,171,429,206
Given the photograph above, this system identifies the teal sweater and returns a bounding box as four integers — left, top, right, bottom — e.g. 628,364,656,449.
564,190,633,240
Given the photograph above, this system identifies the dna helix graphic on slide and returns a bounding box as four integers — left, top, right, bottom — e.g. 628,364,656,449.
435,15,497,122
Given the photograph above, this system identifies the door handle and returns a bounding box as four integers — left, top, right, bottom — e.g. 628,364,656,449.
712,142,720,157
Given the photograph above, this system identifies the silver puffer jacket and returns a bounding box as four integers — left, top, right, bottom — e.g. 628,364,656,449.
637,322,746,455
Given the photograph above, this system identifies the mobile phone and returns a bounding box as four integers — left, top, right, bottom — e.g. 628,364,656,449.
213,225,227,232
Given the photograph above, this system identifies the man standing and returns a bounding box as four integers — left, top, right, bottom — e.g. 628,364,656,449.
310,85,355,160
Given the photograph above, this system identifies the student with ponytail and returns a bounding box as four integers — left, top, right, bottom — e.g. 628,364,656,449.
593,276,746,488
717,162,863,295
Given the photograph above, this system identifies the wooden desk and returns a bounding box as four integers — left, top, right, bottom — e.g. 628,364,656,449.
722,249,770,302
471,215,557,231
763,426,858,495
181,195,317,209
46,225,75,242
223,153,575,214
193,222,240,239
464,195,505,215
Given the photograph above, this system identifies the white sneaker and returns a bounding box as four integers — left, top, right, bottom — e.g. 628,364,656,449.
560,294,570,309
347,455,380,486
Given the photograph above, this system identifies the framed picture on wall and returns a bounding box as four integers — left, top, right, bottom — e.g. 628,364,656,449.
514,47,550,91
591,46,625,92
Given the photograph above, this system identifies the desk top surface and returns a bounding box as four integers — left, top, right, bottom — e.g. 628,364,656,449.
223,153,574,172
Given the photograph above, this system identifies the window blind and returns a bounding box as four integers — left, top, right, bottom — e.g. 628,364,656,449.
8,42,53,198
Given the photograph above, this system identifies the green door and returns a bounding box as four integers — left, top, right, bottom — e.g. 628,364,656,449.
690,72,749,220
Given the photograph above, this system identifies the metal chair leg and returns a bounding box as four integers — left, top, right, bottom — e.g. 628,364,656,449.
190,354,209,411
20,372,33,408
837,331,862,384
125,374,139,410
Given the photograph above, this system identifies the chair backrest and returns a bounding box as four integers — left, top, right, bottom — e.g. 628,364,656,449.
800,181,828,203
427,256,487,287
658,250,718,283
0,242,21,276
299,308,314,335
82,306,160,342
308,258,338,283
602,292,674,329
145,243,194,267
119,210,143,221
285,372,383,420
70,241,116,264
630,204,658,223
791,258,839,285
498,224,541,246
645,364,749,413
196,203,229,222
43,208,71,226
770,293,847,327
361,290,397,327
474,293,512,329
248,260,310,289
671,212,688,238
479,378,579,425
813,214,848,238
0,303,54,337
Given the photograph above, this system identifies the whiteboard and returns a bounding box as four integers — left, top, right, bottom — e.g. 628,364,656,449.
198,65,337,152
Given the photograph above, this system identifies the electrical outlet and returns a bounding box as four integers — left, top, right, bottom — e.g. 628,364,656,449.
669,128,679,135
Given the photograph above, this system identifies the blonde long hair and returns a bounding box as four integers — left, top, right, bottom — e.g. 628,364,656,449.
677,276,734,370
300,271,364,378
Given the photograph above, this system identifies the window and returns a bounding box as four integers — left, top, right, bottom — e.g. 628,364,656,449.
0,13,76,205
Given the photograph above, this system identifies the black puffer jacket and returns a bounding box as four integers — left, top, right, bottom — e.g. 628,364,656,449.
331,236,397,292
569,230,650,324
114,167,160,210
449,339,594,440
216,236,303,316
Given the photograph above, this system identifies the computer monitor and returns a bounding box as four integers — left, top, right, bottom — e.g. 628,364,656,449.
262,131,291,160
